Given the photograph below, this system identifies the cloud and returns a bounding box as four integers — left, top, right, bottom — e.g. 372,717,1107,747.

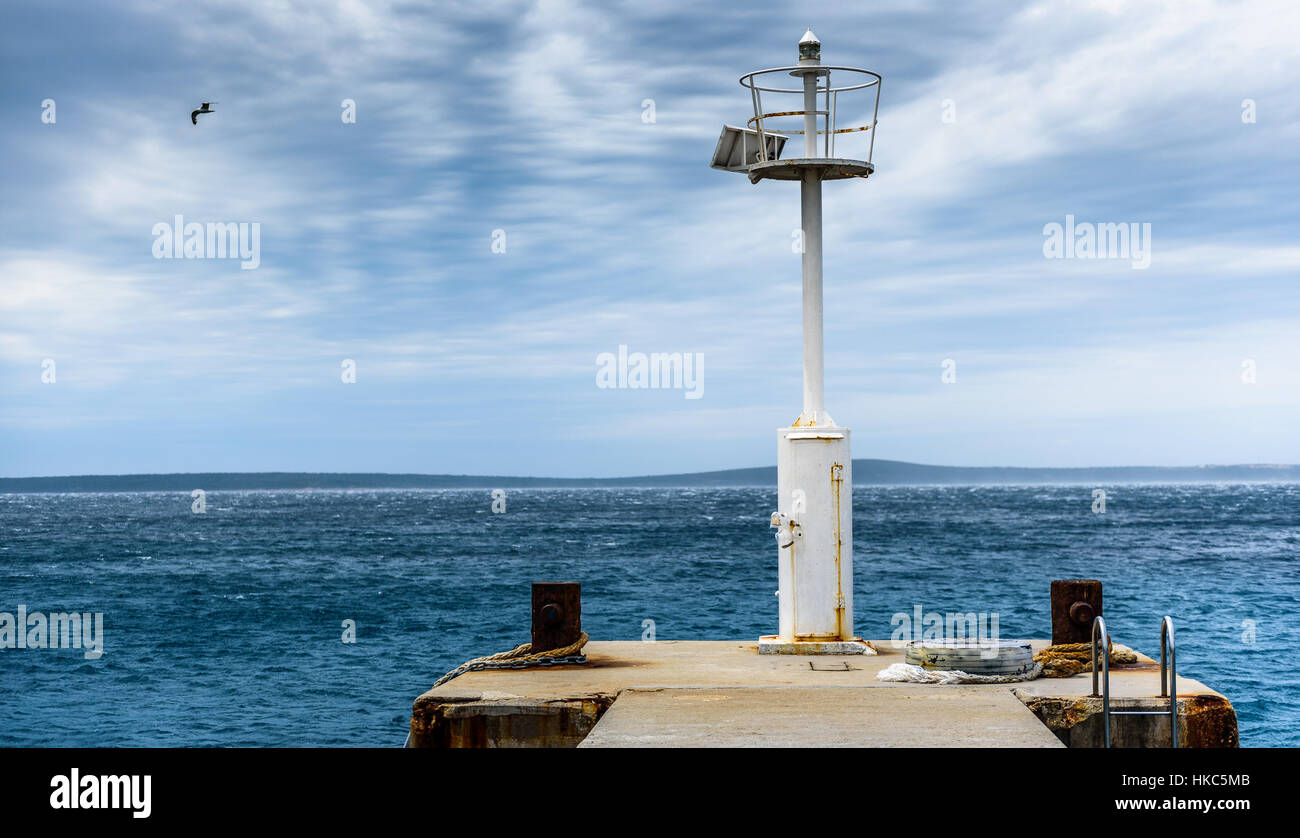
1,0,1297,474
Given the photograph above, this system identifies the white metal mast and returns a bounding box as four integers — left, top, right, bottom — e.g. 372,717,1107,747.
711,29,882,654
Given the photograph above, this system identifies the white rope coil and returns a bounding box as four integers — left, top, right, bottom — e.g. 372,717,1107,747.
877,661,1044,684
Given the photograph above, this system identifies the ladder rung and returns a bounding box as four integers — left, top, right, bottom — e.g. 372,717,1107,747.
1110,710,1171,716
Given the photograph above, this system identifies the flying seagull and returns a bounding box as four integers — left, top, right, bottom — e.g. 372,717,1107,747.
191,102,217,125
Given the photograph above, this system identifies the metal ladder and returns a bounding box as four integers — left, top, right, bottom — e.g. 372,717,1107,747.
1090,615,1178,748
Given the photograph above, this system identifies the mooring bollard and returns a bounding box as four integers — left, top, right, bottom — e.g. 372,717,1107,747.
1050,579,1103,645
532,582,581,652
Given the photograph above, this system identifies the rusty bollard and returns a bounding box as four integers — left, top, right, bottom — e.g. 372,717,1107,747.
1051,579,1102,645
531,582,581,653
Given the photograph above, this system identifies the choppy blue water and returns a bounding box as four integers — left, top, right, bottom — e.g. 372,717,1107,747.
1,485,1295,747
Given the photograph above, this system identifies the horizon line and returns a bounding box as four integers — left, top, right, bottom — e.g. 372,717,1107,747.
4,458,1300,484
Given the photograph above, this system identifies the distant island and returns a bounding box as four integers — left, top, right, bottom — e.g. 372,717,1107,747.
3,460,1300,492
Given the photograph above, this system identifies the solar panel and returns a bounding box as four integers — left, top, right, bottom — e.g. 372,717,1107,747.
709,124,787,173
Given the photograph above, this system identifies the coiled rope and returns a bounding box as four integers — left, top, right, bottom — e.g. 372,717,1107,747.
1034,640,1136,678
428,631,590,691
404,632,592,747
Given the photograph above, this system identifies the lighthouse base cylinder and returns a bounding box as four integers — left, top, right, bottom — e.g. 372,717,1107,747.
761,426,871,655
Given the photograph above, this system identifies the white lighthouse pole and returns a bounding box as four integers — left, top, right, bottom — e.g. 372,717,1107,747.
800,169,824,425
714,29,878,655
799,34,825,426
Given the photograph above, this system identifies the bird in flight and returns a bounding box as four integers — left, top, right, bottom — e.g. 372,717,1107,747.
191,102,217,125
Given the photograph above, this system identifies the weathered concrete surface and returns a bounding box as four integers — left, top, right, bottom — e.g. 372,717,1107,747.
1015,693,1238,748
1011,649,1238,747
409,695,609,748
577,687,1065,748
757,636,876,655
409,640,1237,748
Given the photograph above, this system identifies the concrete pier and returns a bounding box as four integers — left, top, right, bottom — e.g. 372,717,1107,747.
409,640,1238,748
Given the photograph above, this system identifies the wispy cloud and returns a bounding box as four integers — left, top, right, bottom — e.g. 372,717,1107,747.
1,0,1297,476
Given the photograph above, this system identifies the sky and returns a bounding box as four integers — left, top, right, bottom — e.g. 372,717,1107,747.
1,0,1297,478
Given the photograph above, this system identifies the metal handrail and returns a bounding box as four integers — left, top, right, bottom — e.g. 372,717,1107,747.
1091,615,1178,748
739,65,883,95
1090,616,1111,745
745,113,871,135
1161,616,1178,748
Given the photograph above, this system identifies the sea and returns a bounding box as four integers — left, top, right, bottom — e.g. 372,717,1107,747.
1,484,1295,747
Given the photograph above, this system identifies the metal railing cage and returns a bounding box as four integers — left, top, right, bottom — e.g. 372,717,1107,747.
739,65,882,165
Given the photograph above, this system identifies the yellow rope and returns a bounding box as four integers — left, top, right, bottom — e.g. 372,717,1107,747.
430,632,590,690
1034,638,1137,678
